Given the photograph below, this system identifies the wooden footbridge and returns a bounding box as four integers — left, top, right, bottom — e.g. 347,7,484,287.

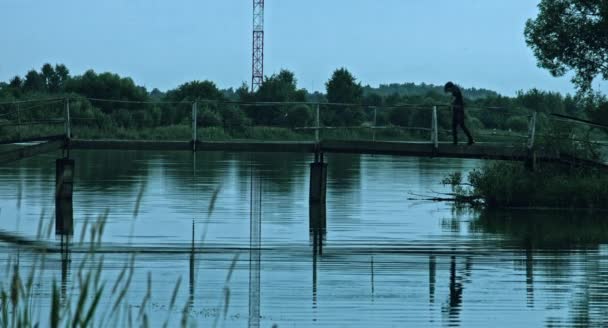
1,97,607,241
1,97,607,204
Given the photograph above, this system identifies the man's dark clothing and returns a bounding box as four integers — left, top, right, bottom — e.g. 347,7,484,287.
450,87,474,145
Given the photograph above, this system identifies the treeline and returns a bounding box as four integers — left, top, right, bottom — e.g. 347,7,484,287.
0,63,604,136
362,83,499,100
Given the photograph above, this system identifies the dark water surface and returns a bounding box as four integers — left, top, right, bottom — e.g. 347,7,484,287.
1,150,607,327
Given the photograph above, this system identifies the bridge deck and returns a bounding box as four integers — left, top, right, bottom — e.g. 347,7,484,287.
1,138,606,168
0,140,64,165
70,139,549,161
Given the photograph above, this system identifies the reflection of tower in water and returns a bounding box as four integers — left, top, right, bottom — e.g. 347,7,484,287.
249,171,262,328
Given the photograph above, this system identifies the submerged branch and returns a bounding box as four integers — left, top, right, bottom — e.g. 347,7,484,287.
407,192,483,205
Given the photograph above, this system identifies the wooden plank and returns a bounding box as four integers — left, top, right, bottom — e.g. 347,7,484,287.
0,134,66,145
70,139,192,151
71,139,318,153
67,138,603,167
319,140,543,161
0,140,64,165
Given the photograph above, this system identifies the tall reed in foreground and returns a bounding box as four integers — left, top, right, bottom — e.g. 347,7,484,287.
0,183,244,327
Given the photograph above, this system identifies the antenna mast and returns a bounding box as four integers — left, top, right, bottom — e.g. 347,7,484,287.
252,0,264,92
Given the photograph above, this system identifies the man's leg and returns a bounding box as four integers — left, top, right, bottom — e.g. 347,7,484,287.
459,119,474,145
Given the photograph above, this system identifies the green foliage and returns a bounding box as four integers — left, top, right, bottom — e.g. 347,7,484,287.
248,70,306,126
165,80,223,102
23,70,45,92
468,162,608,209
516,88,565,113
198,108,222,127
389,107,411,126
525,0,608,95
286,104,312,128
220,106,250,133
325,68,364,126
586,96,608,126
326,68,363,104
363,82,498,100
66,70,147,113
467,117,485,130
505,116,529,132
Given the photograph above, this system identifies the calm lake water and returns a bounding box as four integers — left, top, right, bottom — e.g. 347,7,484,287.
1,149,607,327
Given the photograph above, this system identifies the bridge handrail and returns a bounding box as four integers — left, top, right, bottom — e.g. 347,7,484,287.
550,113,608,131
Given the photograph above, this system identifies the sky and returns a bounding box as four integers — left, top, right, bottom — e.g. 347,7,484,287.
0,0,605,96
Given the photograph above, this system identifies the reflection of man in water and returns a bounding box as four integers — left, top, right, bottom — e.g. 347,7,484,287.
444,82,474,145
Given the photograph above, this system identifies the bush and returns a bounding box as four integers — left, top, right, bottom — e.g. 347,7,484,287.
221,106,250,133
198,108,222,127
287,105,312,128
467,162,608,209
505,116,529,132
114,108,133,128
467,117,485,130
409,108,432,128
389,107,411,126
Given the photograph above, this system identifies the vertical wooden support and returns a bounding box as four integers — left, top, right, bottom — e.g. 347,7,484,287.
309,158,327,204
16,103,21,139
16,103,21,125
56,158,74,235
315,103,320,142
372,107,377,141
525,112,538,171
65,98,71,140
192,101,198,151
431,106,438,149
527,111,537,150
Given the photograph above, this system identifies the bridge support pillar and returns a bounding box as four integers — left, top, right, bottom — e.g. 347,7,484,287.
56,158,74,236
309,154,327,204
524,150,537,172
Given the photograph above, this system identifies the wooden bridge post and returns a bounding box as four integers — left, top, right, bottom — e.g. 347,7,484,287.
192,101,198,151
315,103,320,142
431,106,438,150
527,111,537,150
372,107,377,141
55,158,74,235
525,112,538,171
309,153,327,204
64,98,71,140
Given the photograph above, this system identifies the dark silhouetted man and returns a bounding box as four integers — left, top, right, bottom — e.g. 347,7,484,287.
444,82,474,145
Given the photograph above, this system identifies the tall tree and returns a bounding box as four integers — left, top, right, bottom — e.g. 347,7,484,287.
165,80,223,102
66,70,148,113
8,76,23,90
49,64,70,92
23,70,45,92
250,70,306,125
40,63,58,91
325,68,364,126
525,0,608,95
326,68,363,104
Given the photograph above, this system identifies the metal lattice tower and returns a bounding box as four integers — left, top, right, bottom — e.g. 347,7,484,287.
252,0,264,92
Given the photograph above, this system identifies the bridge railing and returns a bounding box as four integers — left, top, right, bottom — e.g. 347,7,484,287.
0,98,67,144
536,112,608,163
62,97,443,144
5,96,606,161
